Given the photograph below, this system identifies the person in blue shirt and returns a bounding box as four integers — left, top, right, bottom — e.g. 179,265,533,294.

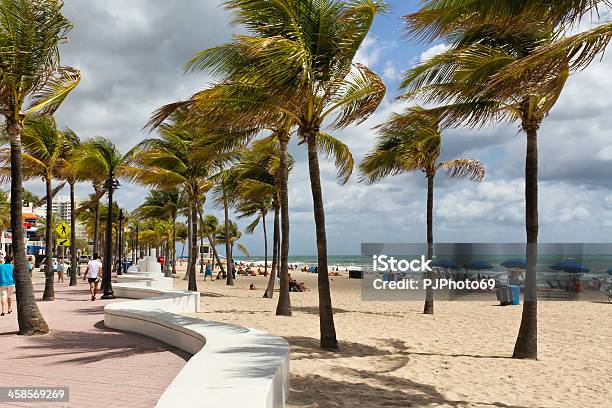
204,261,213,281
0,256,16,316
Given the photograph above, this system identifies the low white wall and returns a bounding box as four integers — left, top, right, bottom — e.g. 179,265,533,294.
104,284,290,408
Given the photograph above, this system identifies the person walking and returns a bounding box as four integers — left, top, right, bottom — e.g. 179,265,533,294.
56,258,66,283
0,256,16,316
27,257,34,275
83,253,103,301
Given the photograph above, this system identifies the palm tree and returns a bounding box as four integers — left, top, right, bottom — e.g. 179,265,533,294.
57,128,83,286
400,3,612,359
149,1,384,350
80,137,132,298
127,119,215,292
229,136,290,299
21,115,66,301
135,190,180,276
214,220,249,260
200,214,225,277
360,107,485,314
0,0,80,334
212,167,239,286
21,188,40,206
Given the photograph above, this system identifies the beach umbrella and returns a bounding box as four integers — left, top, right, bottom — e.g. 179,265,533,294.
463,260,493,270
501,258,527,269
550,261,589,273
607,268,612,275
432,259,457,269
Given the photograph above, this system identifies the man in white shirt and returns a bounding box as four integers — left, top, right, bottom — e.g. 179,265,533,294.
83,253,103,301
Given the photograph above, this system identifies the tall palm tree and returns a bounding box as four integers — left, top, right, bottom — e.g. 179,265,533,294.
0,0,80,334
158,0,385,350
360,107,485,314
199,214,225,277
57,128,83,286
80,137,132,298
400,3,612,358
127,119,215,292
212,166,239,286
229,136,290,299
21,115,65,301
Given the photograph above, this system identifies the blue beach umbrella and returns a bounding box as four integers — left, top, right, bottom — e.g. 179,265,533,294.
607,268,612,275
463,260,493,270
432,260,457,269
550,261,589,273
501,258,527,269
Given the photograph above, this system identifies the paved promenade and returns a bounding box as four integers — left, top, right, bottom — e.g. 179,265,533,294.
0,280,189,408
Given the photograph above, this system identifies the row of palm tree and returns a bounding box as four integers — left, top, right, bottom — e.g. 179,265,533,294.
2,1,610,360
398,0,612,360
146,0,380,352
141,0,611,356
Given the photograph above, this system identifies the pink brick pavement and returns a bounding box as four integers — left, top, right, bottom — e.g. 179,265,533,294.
0,280,189,408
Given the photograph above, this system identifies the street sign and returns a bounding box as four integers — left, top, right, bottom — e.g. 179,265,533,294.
57,239,71,247
54,221,71,238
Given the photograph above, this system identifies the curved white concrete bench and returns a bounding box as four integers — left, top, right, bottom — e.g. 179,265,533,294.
104,283,290,408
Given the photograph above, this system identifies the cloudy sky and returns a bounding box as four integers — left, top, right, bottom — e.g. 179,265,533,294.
22,0,612,256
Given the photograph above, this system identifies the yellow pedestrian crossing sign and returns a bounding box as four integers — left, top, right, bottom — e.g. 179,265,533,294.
57,238,71,247
54,221,71,238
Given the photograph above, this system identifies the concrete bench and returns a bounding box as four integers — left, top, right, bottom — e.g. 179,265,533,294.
104,283,290,408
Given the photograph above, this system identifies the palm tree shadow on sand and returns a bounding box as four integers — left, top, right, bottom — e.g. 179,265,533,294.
283,336,529,408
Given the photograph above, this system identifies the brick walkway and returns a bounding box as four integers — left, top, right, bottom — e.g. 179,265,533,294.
0,280,189,408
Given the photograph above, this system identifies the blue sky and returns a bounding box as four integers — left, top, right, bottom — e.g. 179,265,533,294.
16,0,612,256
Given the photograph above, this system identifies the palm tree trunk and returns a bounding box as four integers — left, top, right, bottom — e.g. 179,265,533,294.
264,205,280,299
262,210,268,276
187,200,198,292
42,176,55,301
7,121,49,334
207,234,224,275
93,184,101,255
304,130,337,350
69,181,77,286
276,135,291,316
199,232,205,275
184,204,192,281
223,185,234,286
195,202,225,276
423,171,435,315
171,217,177,276
513,125,539,360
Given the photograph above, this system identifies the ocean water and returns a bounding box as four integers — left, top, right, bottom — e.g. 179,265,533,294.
236,255,364,268
237,253,612,277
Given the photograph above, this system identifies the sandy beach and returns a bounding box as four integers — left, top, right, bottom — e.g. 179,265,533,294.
173,268,611,408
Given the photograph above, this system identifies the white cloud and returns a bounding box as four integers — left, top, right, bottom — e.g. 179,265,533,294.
420,43,450,62
382,61,401,82
355,36,381,67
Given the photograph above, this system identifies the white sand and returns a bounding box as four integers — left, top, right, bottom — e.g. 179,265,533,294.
175,269,612,407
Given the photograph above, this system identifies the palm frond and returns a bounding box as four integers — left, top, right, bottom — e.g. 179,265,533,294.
316,131,354,184
25,67,81,117
439,159,486,181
